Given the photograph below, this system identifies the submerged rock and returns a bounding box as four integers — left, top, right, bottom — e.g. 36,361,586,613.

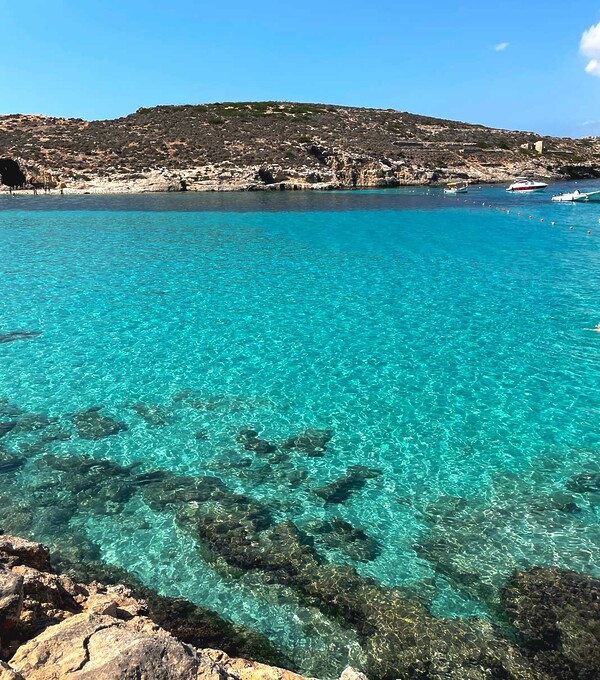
130,402,172,426
0,332,41,345
282,429,333,457
502,566,600,678
315,466,382,504
302,518,381,562
0,452,25,475
11,414,57,435
0,424,16,440
0,402,22,419
71,407,128,440
36,455,137,515
565,472,600,494
236,428,277,455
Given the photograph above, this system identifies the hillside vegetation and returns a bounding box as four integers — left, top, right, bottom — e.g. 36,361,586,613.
1,102,598,192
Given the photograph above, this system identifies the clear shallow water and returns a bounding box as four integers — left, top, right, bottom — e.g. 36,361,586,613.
1,185,600,674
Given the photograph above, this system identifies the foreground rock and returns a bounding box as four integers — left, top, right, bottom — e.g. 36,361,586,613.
0,534,319,680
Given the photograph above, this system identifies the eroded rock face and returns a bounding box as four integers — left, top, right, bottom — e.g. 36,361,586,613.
0,660,24,680
0,537,50,572
0,570,23,633
9,612,203,680
0,160,25,188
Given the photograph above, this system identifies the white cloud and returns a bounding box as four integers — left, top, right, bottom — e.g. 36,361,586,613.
580,22,600,77
494,42,509,52
585,59,600,76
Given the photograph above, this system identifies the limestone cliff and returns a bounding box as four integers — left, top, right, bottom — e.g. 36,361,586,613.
0,102,599,193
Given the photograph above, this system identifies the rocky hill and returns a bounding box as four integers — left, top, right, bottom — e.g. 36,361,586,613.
1,102,600,192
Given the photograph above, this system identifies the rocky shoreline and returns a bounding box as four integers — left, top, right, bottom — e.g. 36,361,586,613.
1,529,600,679
1,102,599,194
0,533,351,680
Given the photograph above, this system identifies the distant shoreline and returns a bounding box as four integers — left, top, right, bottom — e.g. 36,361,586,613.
0,176,592,197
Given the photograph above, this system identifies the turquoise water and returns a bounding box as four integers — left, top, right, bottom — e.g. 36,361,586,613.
1,185,600,674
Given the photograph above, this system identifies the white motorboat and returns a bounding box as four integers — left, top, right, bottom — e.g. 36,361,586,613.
551,189,600,203
506,177,548,193
444,181,468,194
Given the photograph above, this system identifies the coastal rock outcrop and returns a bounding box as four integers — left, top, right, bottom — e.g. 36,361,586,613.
0,160,25,188
9,613,206,680
0,534,309,680
2,103,599,194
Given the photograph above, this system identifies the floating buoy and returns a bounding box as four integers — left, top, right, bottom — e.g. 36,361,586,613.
588,230,592,235
540,218,544,222
570,226,574,230
529,216,533,219
551,221,555,226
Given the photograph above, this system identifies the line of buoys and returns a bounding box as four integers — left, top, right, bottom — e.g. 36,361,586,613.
459,195,598,240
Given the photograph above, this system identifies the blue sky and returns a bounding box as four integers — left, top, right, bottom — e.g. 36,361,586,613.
1,0,600,137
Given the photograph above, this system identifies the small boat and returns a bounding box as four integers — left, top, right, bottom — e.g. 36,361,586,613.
507,177,548,192
551,189,600,203
444,181,468,194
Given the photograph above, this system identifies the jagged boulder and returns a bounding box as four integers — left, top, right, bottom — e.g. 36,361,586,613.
0,537,50,572
0,570,23,632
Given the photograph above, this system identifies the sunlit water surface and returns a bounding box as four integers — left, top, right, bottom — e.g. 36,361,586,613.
1,185,600,674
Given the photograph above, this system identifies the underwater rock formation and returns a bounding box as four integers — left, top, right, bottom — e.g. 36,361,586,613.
130,402,173,426
0,452,25,475
236,428,278,455
0,424,16,440
502,567,600,679
565,472,600,494
282,429,333,457
71,407,128,440
314,466,382,504
301,518,381,562
3,439,592,679
0,331,41,344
